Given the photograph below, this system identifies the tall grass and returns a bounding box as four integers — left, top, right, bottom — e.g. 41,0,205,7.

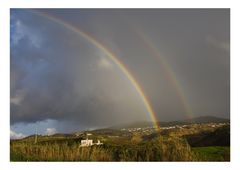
10,136,197,161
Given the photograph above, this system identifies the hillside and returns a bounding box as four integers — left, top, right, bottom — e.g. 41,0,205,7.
109,116,229,129
10,121,230,161
182,116,230,124
185,125,230,147
10,116,230,161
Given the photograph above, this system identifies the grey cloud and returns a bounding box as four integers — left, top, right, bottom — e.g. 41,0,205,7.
11,9,230,131
206,35,230,52
10,10,150,127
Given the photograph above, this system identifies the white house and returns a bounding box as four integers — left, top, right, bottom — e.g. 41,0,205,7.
80,139,93,147
80,139,103,147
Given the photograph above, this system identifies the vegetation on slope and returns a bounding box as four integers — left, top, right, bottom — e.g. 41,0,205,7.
10,123,230,161
11,136,196,161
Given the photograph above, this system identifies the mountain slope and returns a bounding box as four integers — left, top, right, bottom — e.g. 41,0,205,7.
182,116,230,124
109,116,229,129
185,125,230,147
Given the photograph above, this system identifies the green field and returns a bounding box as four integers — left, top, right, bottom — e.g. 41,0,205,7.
192,146,230,161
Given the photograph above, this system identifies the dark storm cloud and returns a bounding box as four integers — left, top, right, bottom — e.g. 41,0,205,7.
10,9,230,130
10,9,150,127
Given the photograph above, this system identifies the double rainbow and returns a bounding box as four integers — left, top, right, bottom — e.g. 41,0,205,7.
31,10,160,128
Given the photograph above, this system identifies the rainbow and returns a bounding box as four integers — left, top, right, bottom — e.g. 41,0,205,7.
30,10,160,128
136,30,193,118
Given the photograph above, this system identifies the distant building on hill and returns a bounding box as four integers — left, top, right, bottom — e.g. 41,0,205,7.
80,139,93,146
80,139,103,147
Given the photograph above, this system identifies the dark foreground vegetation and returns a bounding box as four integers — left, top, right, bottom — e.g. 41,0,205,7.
11,136,195,161
10,122,230,162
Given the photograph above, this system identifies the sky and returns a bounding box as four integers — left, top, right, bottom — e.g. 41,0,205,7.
10,9,230,138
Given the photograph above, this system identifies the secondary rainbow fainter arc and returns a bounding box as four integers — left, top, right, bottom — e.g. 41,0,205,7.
136,30,193,119
31,10,160,129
